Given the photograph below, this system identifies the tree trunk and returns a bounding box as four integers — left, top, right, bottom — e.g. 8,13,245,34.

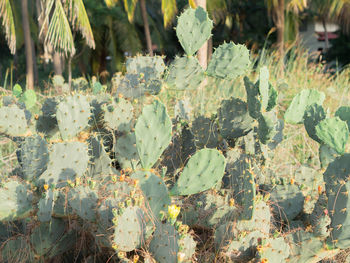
53,52,64,75
322,19,329,51
31,39,39,85
195,0,208,69
140,0,153,56
274,0,285,76
22,0,35,89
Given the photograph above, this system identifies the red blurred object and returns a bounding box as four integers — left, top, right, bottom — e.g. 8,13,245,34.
316,32,339,41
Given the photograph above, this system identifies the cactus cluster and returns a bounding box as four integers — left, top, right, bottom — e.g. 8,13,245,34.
1,6,350,263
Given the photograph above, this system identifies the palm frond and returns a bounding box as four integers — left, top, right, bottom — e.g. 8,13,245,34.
188,0,196,8
104,0,119,8
287,0,307,13
124,0,138,22
0,0,16,54
45,0,75,56
161,0,177,28
39,0,55,40
70,0,95,49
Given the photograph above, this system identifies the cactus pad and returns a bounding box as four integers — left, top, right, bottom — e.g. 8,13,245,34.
285,89,325,124
170,148,226,195
135,100,172,169
207,42,250,80
56,94,91,140
176,7,213,56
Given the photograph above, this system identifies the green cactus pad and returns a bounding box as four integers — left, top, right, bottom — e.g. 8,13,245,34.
174,99,192,120
218,97,254,140
149,222,178,263
20,89,37,109
259,66,270,110
68,185,98,221
12,84,22,97
182,191,238,228
310,194,331,238
178,233,197,262
113,206,146,252
294,165,323,214
0,180,33,221
191,115,218,149
103,97,134,132
303,103,326,143
257,237,290,263
270,183,304,221
244,76,261,119
126,55,165,81
236,200,271,235
285,89,325,124
315,117,349,154
87,135,114,177
115,132,140,169
48,230,78,258
56,94,91,140
0,105,28,136
38,142,89,187
258,111,278,144
215,225,265,262
1,236,33,262
207,42,250,80
135,100,172,169
335,106,350,131
30,218,65,256
166,56,205,90
115,73,146,99
18,135,49,181
170,148,226,195
324,154,350,249
286,230,338,263
131,171,170,219
319,143,339,169
38,189,56,222
176,7,213,56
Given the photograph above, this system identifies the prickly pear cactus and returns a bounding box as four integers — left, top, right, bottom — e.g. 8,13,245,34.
135,100,172,169
285,89,325,124
56,94,91,140
170,148,226,195
0,179,33,221
176,7,213,56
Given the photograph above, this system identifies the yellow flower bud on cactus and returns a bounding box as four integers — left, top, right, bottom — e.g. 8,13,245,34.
75,177,81,186
168,204,181,220
112,243,118,250
177,252,186,262
43,184,49,191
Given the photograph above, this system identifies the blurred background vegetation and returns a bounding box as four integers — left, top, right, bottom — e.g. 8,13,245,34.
0,0,349,91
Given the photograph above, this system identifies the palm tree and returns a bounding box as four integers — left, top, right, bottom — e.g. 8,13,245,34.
40,0,95,57
0,0,95,88
22,0,35,89
266,0,307,61
105,0,178,55
310,0,350,50
0,0,16,54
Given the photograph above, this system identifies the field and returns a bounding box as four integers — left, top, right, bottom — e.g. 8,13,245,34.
1,6,350,263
